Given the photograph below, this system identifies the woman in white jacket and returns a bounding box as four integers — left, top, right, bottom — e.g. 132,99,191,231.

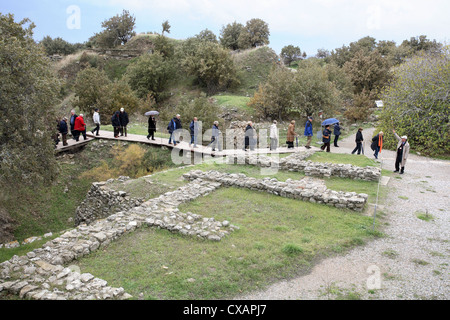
270,120,279,151
91,108,101,136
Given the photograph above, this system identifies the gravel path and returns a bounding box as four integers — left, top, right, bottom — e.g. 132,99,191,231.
237,127,450,300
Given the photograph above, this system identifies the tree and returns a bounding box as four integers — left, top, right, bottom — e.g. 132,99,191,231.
400,35,442,56
344,89,375,122
316,48,331,59
280,45,302,66
181,41,240,95
153,34,175,59
220,21,244,51
161,20,171,36
248,66,295,120
0,13,60,189
125,52,174,102
238,18,270,49
343,49,391,95
330,36,377,67
74,67,111,112
378,48,450,156
324,62,354,102
248,62,341,120
91,10,136,48
195,29,218,43
96,80,140,117
290,63,341,118
40,36,78,56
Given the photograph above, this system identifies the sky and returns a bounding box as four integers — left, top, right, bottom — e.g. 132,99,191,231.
1,0,449,55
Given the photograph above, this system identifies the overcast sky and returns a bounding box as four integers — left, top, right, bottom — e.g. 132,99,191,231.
2,0,449,55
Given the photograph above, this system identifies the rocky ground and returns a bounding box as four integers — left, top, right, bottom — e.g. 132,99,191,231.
237,127,450,300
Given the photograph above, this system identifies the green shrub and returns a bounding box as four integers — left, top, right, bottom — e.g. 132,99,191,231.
377,48,450,157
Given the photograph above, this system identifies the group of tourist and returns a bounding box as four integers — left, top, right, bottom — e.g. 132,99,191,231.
281,117,339,152
164,115,222,151
56,109,411,174
54,107,129,146
55,110,90,147
111,108,129,138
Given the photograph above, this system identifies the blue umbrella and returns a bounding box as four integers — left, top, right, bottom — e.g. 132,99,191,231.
321,118,339,126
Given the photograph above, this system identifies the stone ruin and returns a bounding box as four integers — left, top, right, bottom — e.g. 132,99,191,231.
0,150,379,300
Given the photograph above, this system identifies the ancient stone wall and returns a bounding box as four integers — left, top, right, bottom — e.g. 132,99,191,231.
234,152,381,181
183,170,368,212
74,180,144,226
0,178,238,300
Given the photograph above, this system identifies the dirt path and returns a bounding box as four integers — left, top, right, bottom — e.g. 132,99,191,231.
237,128,450,300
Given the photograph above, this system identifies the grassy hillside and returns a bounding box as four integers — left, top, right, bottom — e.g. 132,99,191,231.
232,46,280,96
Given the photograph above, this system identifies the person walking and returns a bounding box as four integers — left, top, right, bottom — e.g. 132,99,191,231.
91,108,101,136
69,109,78,140
168,114,182,146
393,130,410,174
111,111,121,138
371,131,384,159
244,121,256,151
209,121,221,152
333,122,341,147
119,108,129,137
147,116,157,141
351,128,364,155
74,114,87,141
189,117,199,148
287,120,297,149
304,117,313,149
59,117,69,146
320,125,332,152
270,120,279,151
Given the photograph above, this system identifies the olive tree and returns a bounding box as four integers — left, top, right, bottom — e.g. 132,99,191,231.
0,14,60,188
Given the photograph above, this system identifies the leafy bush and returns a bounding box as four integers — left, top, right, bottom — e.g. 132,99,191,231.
180,40,240,95
377,48,450,157
125,52,174,102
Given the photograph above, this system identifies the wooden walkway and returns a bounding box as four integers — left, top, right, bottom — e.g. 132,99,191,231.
55,130,314,156
54,137,91,153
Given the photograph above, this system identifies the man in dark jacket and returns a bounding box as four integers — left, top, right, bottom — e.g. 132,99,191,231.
59,117,69,146
168,114,182,146
119,108,129,137
189,117,199,148
304,117,313,149
320,125,332,152
111,111,121,138
69,109,78,140
333,122,341,147
351,128,364,155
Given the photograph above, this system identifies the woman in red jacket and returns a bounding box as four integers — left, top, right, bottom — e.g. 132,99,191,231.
74,114,87,141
